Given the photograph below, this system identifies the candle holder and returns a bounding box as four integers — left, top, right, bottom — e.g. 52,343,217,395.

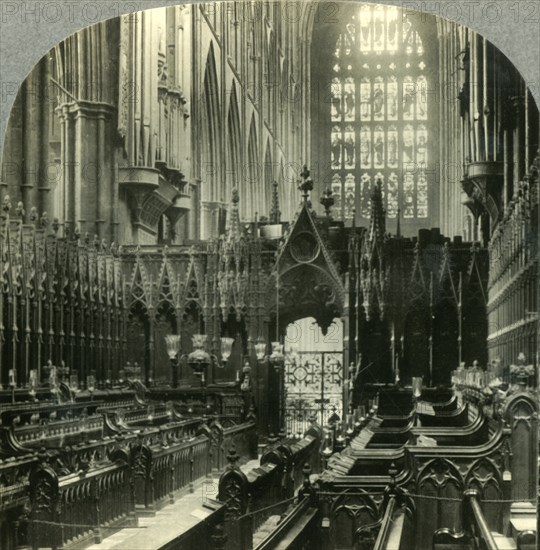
86,375,96,401
28,370,38,399
9,369,17,404
69,374,79,402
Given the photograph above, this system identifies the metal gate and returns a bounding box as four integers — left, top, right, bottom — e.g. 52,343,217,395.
284,351,343,437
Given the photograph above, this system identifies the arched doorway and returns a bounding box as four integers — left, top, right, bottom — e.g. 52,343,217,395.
283,317,344,437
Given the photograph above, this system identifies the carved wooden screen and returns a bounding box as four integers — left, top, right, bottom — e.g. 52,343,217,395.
330,4,432,224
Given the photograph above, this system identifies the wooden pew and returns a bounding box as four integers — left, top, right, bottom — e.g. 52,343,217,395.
218,424,322,550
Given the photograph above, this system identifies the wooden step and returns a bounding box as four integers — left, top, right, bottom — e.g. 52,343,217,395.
509,501,537,540
491,532,517,550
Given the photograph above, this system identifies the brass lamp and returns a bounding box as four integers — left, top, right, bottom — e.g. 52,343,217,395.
187,334,211,376
220,337,235,363
164,334,181,388
270,341,285,370
255,337,267,361
183,334,235,381
412,376,423,398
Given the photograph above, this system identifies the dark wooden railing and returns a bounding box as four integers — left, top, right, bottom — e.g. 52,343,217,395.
463,489,498,550
373,495,397,550
11,416,258,550
133,434,211,513
131,418,257,514
222,418,258,463
254,497,319,550
218,423,322,550
0,382,254,549
199,416,258,472
28,458,133,550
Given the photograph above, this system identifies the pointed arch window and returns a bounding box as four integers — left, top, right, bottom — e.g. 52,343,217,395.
330,4,432,223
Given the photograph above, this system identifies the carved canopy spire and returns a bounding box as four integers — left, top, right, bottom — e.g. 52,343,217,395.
359,180,389,321
269,182,281,224
218,188,249,321
225,188,241,241
369,179,386,241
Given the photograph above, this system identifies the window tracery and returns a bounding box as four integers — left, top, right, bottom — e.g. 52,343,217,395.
330,4,431,221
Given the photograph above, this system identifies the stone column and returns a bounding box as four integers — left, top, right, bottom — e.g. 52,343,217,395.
57,101,116,240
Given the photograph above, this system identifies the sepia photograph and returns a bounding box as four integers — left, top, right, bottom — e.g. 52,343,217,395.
0,1,538,548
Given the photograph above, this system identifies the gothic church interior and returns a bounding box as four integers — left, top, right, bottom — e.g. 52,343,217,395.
0,2,538,549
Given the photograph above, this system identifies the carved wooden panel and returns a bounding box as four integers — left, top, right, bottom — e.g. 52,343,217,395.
330,492,381,549
505,395,538,500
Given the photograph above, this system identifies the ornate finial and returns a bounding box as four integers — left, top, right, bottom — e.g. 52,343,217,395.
40,211,49,229
320,188,335,217
73,226,81,241
298,164,314,202
29,207,38,225
388,462,398,485
84,232,90,245
100,238,107,253
15,201,25,222
110,242,118,257
369,179,386,239
2,195,11,216
37,446,48,463
93,234,99,249
211,523,227,548
52,217,60,235
298,462,314,502
225,188,241,239
163,244,169,256
246,403,256,423
269,182,281,224
135,244,141,256
226,444,240,468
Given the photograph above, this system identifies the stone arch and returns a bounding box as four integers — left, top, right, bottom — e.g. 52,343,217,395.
201,42,221,203
263,138,274,218
226,82,242,205
503,393,538,501
246,115,259,221
266,263,344,337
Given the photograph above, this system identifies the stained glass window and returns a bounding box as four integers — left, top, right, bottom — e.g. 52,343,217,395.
329,4,431,222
